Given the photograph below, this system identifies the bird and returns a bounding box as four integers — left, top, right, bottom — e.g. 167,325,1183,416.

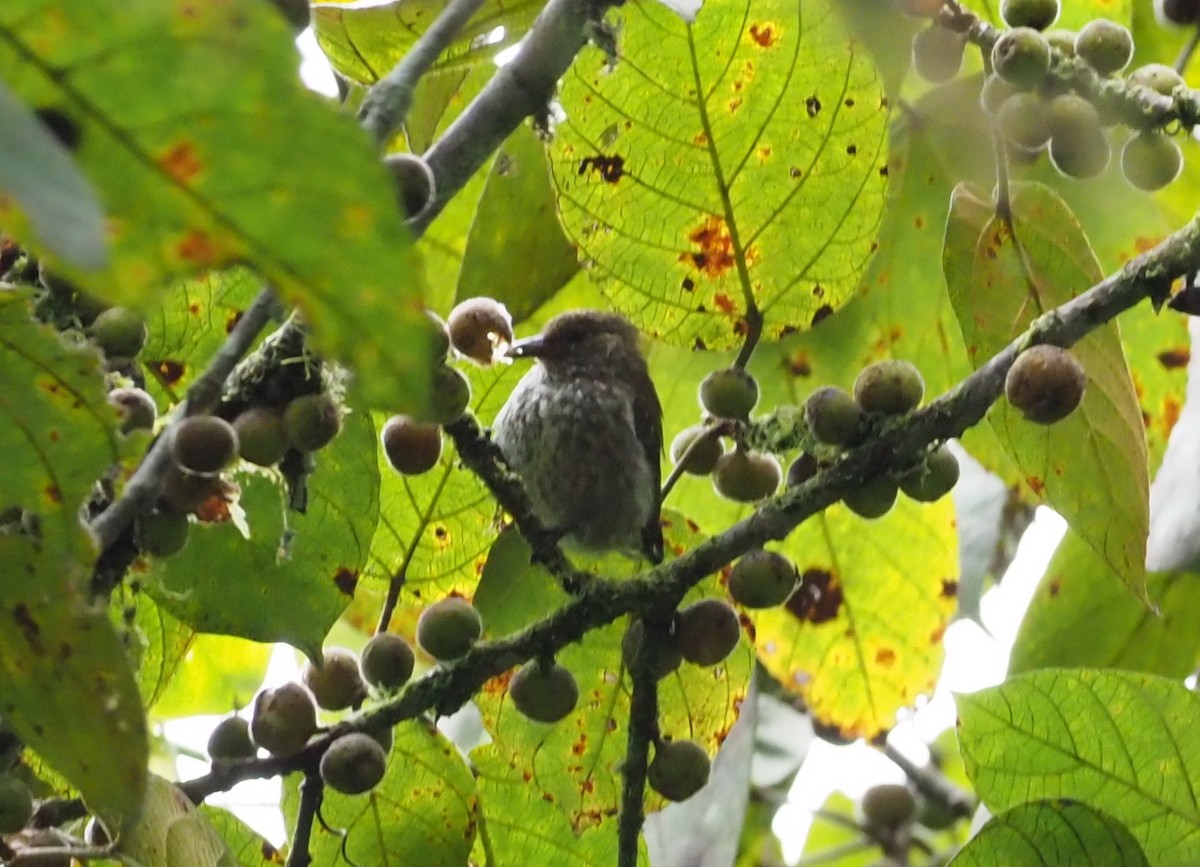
491,309,664,564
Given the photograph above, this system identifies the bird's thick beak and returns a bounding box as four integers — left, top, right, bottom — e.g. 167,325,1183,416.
505,334,547,359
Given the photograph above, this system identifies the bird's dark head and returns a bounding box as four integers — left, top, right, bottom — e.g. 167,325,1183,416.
506,310,644,372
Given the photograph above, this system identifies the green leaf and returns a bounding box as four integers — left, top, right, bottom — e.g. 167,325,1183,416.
943,182,1149,601
119,775,238,867
111,591,194,711
200,806,282,867
958,668,1200,865
1009,530,1200,677
0,0,429,412
283,719,477,864
949,799,1147,867
551,0,888,349
150,632,271,719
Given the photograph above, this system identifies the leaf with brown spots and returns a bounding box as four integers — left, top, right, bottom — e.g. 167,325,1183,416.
551,0,888,349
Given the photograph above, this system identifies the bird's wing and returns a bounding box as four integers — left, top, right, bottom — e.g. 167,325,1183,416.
632,366,664,563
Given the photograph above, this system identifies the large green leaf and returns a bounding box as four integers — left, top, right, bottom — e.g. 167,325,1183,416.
949,800,1147,867
943,183,1148,601
958,669,1200,865
0,0,429,412
551,0,888,349
119,775,238,867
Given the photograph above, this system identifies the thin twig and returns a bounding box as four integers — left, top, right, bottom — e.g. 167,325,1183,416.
660,419,735,503
1175,25,1200,75
617,616,666,867
285,774,324,867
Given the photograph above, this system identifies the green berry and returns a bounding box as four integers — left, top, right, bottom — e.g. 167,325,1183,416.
416,597,483,661
805,386,865,447
996,93,1050,151
670,424,724,475
728,548,798,609
854,360,924,415
1043,28,1076,55
385,152,436,220
207,716,256,762
1045,94,1102,141
508,660,580,723
284,392,341,452
233,406,289,466
980,75,1019,115
250,682,317,757
425,310,452,362
424,364,472,425
648,739,711,802
108,387,156,434
360,633,415,691
862,783,917,829
899,445,961,502
320,732,387,795
992,27,1051,89
1050,128,1111,178
302,647,367,711
1075,19,1133,75
699,368,759,419
448,297,514,366
1005,344,1086,424
171,415,239,475
1157,0,1200,26
712,449,781,502
0,774,33,834
88,306,147,358
1001,0,1059,30
381,414,442,475
1121,132,1183,192
911,24,967,84
675,599,741,666
137,507,189,557
621,619,683,680
843,475,899,519
1128,63,1184,96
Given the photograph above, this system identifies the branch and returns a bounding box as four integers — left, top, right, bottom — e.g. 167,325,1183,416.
617,616,665,867
285,774,323,867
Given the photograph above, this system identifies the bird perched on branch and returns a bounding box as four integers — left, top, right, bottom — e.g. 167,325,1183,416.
492,309,664,564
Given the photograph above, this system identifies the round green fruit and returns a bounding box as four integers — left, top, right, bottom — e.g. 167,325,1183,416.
991,27,1051,89
699,368,759,419
862,783,917,829
416,597,483,661
171,414,239,475
284,392,341,452
320,732,387,795
843,475,899,519
648,739,711,802
425,310,452,362
137,507,189,558
911,24,967,84
385,152,436,220
1121,132,1183,192
1049,128,1110,179
712,449,781,502
980,75,1019,115
250,682,317,757
899,445,960,502
621,619,683,680
996,92,1050,151
207,716,256,762
1043,28,1077,55
233,406,289,466
1001,0,1059,30
1005,344,1086,424
805,386,864,447
360,632,415,691
302,647,367,711
108,387,156,434
675,598,741,666
381,414,442,475
424,364,472,426
728,548,798,609
88,306,147,358
0,773,32,834
670,424,724,476
508,660,580,723
1075,19,1133,75
854,360,924,415
448,297,514,365
1128,63,1185,96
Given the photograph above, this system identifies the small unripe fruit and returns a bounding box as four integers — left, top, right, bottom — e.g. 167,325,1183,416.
787,452,819,487
320,732,387,795
854,360,924,415
1043,29,1076,55
233,406,289,466
250,682,317,757
0,774,33,834
137,507,189,558
360,632,415,691
385,152,436,220
207,716,256,762
1045,94,1102,142
425,310,452,361
712,449,781,502
508,660,579,723
675,598,741,666
88,306,147,358
980,75,1018,115
996,93,1050,151
1049,129,1110,180
1075,19,1133,75
1005,344,1086,424
728,549,798,609
1121,132,1183,192
108,387,156,434
1001,0,1059,30
284,392,341,452
670,424,724,475
172,414,239,475
843,475,899,519
699,368,759,419
1157,0,1200,26
648,739,711,802
301,647,367,711
448,297,514,365
381,414,442,475
992,27,1051,89
806,386,865,446
160,463,222,512
621,619,683,680
416,597,483,661
911,24,967,84
1128,63,1185,96
424,364,472,425
862,783,917,829
899,445,960,502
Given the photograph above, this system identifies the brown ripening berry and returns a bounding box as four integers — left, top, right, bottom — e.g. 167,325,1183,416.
416,597,483,660
381,414,442,475
1004,345,1086,423
508,660,580,723
320,733,387,795
249,682,317,757
675,599,740,666
171,415,239,475
301,647,367,711
648,739,711,802
448,297,514,365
